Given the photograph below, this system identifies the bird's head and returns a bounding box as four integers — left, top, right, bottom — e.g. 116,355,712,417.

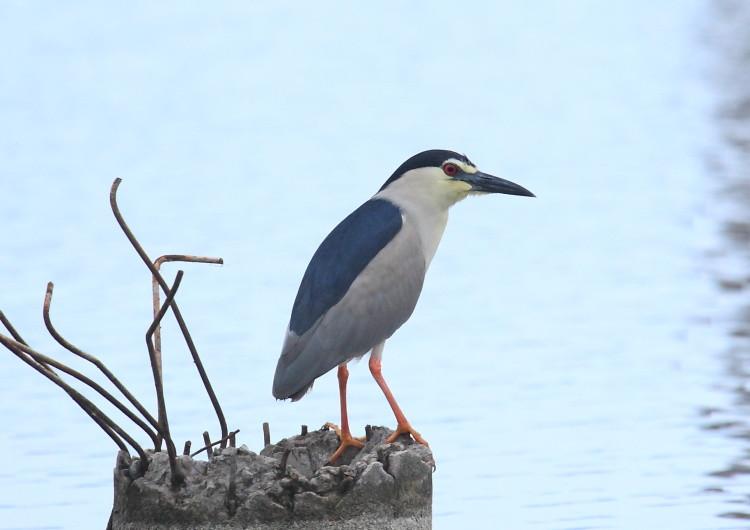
377,149,535,209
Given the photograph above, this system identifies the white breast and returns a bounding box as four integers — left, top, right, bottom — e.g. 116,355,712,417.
373,169,462,268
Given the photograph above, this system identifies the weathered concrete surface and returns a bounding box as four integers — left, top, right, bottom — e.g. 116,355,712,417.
110,426,433,529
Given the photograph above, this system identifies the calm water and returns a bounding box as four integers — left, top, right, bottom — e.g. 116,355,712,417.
1,2,748,528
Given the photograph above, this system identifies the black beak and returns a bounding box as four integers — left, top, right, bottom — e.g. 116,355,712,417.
459,171,535,197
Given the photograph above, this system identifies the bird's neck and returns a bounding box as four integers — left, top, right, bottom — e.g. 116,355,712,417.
374,179,460,267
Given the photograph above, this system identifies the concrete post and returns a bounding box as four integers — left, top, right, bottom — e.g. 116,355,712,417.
109,426,433,529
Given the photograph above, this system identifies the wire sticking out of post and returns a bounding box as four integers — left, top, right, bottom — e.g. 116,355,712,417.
146,270,186,486
0,178,240,487
0,334,150,476
151,254,223,449
110,179,229,449
190,429,241,458
263,422,271,447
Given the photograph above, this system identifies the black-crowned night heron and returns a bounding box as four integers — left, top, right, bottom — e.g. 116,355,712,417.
273,149,534,463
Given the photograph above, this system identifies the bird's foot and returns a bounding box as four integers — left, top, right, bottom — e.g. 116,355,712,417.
323,422,365,465
385,422,429,447
385,422,435,471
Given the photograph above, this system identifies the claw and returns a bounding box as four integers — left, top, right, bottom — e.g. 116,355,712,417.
323,422,365,465
384,422,429,447
384,423,435,470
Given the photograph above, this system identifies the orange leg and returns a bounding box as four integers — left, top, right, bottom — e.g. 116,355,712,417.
324,364,364,464
369,343,429,447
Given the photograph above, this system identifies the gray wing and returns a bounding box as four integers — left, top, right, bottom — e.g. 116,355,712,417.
273,218,427,401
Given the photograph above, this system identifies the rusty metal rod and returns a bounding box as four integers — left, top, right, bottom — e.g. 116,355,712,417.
279,447,290,472
110,178,229,448
146,270,185,486
0,311,51,371
263,422,270,447
2,335,127,453
152,254,224,369
5,330,159,447
151,254,223,450
190,429,240,458
202,431,213,459
0,311,29,346
0,334,149,475
42,282,160,436
0,337,119,444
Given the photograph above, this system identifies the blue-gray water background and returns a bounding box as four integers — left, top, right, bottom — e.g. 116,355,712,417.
2,1,750,528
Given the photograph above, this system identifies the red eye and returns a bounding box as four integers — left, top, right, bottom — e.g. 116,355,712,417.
443,163,459,176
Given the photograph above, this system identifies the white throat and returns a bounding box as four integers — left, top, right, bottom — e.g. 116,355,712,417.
374,168,471,267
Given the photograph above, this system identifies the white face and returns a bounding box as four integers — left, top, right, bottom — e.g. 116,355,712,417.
377,159,479,210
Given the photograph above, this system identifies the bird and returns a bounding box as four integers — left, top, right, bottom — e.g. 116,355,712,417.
272,149,534,463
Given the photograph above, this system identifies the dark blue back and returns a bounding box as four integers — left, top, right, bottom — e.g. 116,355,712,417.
289,198,403,335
